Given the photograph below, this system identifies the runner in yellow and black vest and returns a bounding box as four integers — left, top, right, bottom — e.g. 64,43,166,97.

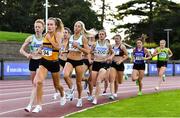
31,17,66,113
153,39,173,91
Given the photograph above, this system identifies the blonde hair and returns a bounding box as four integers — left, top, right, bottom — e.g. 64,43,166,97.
34,19,45,26
75,21,90,36
48,17,64,33
160,39,166,43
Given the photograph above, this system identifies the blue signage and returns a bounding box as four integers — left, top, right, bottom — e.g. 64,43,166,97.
175,64,180,75
148,63,173,76
4,61,30,76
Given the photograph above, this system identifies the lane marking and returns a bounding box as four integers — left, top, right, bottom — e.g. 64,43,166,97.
0,86,180,116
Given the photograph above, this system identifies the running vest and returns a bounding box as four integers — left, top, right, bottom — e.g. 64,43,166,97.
29,35,43,53
68,35,83,52
60,39,67,52
133,47,145,64
157,47,169,61
113,45,124,56
42,34,59,61
94,41,109,58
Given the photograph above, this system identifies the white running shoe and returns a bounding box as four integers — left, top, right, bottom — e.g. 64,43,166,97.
162,74,166,82
114,93,118,98
66,86,75,101
124,74,128,80
32,105,42,113
87,95,93,101
60,93,66,106
92,98,97,105
108,95,115,100
102,91,107,96
155,86,159,91
53,92,59,100
24,105,32,112
76,99,83,108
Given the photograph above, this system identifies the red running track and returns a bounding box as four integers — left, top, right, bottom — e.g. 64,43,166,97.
0,76,180,117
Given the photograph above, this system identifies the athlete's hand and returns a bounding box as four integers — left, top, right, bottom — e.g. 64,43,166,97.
26,53,32,59
72,42,79,48
46,33,51,40
106,56,113,62
88,59,93,64
143,57,148,60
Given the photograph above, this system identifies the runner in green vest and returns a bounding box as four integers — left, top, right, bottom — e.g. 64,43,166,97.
152,39,173,91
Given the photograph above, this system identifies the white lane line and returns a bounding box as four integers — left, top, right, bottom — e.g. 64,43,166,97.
0,83,152,96
0,84,156,101
0,83,179,102
1,86,180,116
0,84,52,88
0,86,54,93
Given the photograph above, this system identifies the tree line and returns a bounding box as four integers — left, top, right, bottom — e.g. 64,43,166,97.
0,0,180,59
0,0,102,33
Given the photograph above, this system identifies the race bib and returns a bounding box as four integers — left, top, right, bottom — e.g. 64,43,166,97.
135,56,144,60
159,52,167,59
42,47,52,56
114,48,120,55
95,47,108,56
69,41,81,51
61,45,65,51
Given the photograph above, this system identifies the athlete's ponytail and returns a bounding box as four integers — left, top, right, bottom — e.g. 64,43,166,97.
55,18,64,33
48,17,64,33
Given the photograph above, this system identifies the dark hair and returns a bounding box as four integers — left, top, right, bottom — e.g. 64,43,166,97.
98,29,107,36
64,27,72,35
113,34,122,40
136,37,144,43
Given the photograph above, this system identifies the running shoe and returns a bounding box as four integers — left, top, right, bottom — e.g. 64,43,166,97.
114,93,118,98
53,92,59,100
32,105,42,113
24,105,32,112
162,74,166,82
108,94,115,100
87,95,93,101
136,80,139,86
155,86,159,91
66,86,75,101
102,91,107,96
76,99,83,107
60,92,66,106
92,98,97,105
124,74,128,80
137,91,142,96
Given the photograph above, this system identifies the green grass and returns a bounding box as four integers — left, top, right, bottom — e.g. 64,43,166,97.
68,90,180,117
0,31,31,42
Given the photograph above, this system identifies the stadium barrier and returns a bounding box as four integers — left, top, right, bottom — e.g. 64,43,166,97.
0,59,180,80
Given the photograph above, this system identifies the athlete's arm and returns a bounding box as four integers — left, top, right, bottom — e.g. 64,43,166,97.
19,35,32,59
77,35,90,54
121,44,129,62
152,48,159,57
48,32,63,50
144,48,152,60
131,48,135,62
106,44,114,61
168,48,173,58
